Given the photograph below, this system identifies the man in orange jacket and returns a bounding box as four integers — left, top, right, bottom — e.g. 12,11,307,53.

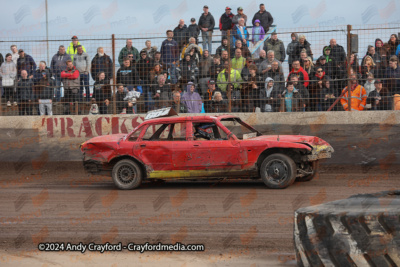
340,74,367,111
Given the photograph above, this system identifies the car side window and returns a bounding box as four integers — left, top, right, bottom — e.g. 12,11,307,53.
142,123,186,141
192,122,227,141
128,127,142,141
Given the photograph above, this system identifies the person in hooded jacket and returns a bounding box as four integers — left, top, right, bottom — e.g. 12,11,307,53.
181,82,202,113
287,33,299,70
388,34,399,57
293,35,313,61
216,37,232,57
265,61,285,92
319,78,336,111
92,72,111,114
259,77,280,112
278,82,302,112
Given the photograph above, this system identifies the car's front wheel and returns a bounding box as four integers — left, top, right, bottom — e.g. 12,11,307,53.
112,159,142,190
260,153,297,189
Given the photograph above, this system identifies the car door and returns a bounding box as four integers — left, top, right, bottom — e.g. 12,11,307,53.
134,123,172,171
184,121,247,171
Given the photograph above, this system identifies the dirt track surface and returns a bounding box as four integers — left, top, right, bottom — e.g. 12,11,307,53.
0,162,399,266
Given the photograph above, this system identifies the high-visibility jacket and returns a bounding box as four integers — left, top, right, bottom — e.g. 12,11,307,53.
394,94,400,110
340,84,367,111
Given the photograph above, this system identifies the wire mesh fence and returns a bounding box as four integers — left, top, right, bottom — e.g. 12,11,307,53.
0,23,399,116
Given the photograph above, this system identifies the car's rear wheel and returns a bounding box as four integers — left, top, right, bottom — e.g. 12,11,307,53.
112,159,142,190
296,161,319,182
260,153,297,189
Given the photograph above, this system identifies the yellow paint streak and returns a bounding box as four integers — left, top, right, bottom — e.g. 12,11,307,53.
148,170,227,179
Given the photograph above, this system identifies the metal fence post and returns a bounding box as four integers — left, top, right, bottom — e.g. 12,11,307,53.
347,25,352,112
112,34,116,115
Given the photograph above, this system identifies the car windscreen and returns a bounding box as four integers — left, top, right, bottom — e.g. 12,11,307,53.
220,118,261,140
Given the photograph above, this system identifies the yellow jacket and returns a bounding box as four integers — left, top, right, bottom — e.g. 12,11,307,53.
66,41,86,61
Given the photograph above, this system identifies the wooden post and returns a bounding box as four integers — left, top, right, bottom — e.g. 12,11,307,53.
227,30,232,112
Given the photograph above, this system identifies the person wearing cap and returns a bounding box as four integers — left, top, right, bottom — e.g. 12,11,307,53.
73,45,91,102
198,5,215,54
67,36,86,62
173,19,189,51
17,49,36,79
384,56,400,95
188,18,200,44
367,79,389,110
233,7,247,26
263,32,285,63
50,45,71,102
232,18,249,48
286,33,299,70
252,3,273,33
118,39,140,66
340,74,367,111
219,7,235,40
0,53,17,107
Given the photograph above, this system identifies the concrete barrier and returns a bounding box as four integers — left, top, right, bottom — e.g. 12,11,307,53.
0,111,399,167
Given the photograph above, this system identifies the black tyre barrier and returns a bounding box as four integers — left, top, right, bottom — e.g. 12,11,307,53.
294,190,400,266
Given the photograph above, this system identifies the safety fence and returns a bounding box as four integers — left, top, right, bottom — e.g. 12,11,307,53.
0,23,399,115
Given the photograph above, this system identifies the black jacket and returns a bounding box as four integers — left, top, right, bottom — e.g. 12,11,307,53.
37,78,55,100
219,12,234,31
91,53,113,80
198,13,215,32
259,87,280,112
116,66,139,86
171,101,188,113
329,44,346,65
17,78,34,101
92,79,111,102
252,11,273,32
188,24,200,41
173,24,189,45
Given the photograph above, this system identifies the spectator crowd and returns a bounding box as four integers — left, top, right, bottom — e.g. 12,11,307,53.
1,4,400,115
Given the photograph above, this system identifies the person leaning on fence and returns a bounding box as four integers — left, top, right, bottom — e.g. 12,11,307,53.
61,60,80,115
37,70,55,116
0,53,17,107
17,49,36,79
259,77,280,112
118,39,140,66
91,47,113,82
10,45,19,65
340,74,367,111
384,56,400,95
319,78,336,111
73,45,90,102
67,36,86,61
232,18,249,47
198,5,215,54
263,32,285,63
219,7,235,40
217,61,243,93
141,40,158,60
51,45,71,102
16,70,34,115
252,3,273,33
367,79,389,110
171,90,188,113
92,72,111,114
279,81,302,112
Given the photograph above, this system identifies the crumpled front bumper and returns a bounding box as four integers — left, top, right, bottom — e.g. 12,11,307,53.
303,145,335,161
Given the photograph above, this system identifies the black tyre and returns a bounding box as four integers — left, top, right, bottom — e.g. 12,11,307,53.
296,161,319,182
260,153,297,189
112,159,142,190
295,190,400,267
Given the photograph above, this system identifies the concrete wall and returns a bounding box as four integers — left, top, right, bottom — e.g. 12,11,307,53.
1,111,399,168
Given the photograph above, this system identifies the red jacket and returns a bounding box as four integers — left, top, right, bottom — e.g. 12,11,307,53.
61,66,80,91
288,67,310,87
61,66,80,79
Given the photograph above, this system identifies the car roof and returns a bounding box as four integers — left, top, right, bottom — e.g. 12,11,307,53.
140,115,238,126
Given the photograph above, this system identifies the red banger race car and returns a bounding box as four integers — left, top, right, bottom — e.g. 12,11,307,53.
80,112,334,190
